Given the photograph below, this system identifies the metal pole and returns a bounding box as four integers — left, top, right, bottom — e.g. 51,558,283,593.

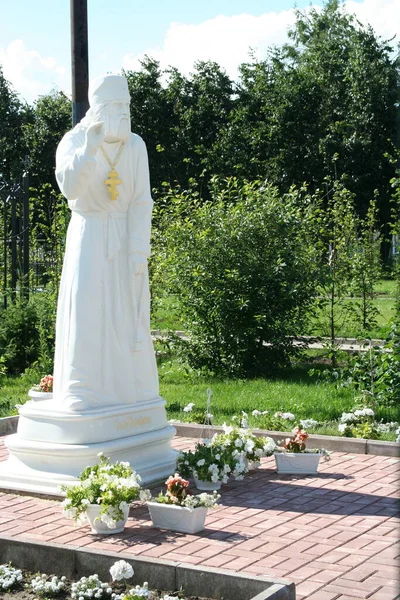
71,0,89,126
22,170,29,299
10,191,17,296
3,195,7,308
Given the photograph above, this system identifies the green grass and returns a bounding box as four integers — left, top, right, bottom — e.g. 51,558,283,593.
157,358,399,441
0,371,38,417
151,279,397,339
1,359,398,441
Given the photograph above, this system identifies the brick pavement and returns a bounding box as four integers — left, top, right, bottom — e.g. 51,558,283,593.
0,435,399,600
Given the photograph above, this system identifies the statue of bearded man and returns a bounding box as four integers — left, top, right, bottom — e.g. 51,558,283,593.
54,75,158,410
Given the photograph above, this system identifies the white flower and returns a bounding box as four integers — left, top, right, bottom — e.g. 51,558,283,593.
263,437,276,454
222,423,233,434
252,409,261,417
197,459,205,466
340,412,356,423
354,408,375,417
281,412,295,421
240,418,249,428
205,412,213,420
214,453,221,460
244,439,255,453
140,489,152,501
300,418,318,429
109,560,134,581
338,423,347,433
234,438,243,448
183,403,195,412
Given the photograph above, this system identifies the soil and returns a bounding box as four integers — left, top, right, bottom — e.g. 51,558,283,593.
2,570,214,600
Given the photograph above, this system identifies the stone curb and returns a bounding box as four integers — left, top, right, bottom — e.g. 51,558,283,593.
0,537,295,600
172,422,400,457
1,416,399,457
0,415,18,435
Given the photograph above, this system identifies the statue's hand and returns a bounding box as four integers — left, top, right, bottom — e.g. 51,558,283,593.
84,121,105,157
129,253,147,275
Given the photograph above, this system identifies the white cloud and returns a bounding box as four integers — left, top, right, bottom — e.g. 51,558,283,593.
0,39,69,104
122,9,298,80
123,0,399,80
346,0,399,43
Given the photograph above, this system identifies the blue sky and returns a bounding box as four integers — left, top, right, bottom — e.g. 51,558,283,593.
0,0,398,104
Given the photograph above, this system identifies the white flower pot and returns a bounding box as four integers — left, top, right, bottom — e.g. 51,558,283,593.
85,503,129,534
274,452,322,474
194,477,222,491
28,389,53,401
147,501,208,534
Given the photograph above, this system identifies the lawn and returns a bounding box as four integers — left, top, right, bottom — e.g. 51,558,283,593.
151,279,398,339
156,357,399,441
1,360,398,441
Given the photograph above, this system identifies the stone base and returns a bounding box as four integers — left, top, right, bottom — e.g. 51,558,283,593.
0,397,177,495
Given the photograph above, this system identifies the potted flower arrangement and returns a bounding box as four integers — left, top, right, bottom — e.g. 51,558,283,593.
28,374,53,401
214,424,276,471
145,473,220,534
60,453,143,534
274,426,331,474
176,437,246,490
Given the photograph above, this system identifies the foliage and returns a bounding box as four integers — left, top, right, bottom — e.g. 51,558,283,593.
177,440,243,483
314,326,400,408
338,405,379,439
0,300,40,373
0,564,23,591
213,425,276,467
150,473,220,509
30,574,67,597
0,287,56,374
0,67,28,180
22,91,71,193
70,574,112,600
156,179,320,377
60,454,142,528
275,426,331,458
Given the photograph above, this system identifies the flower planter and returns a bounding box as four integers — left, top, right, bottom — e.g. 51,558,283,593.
85,503,129,535
274,451,322,474
194,477,222,491
147,501,208,534
28,389,53,401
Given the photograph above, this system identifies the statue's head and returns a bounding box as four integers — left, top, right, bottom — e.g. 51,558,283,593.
88,75,131,143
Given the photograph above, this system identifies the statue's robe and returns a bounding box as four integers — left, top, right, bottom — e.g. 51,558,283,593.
54,128,158,410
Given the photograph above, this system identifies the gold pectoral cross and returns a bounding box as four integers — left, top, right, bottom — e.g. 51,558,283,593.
104,168,122,201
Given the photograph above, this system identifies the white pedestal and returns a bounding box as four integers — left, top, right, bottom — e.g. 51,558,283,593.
0,396,177,495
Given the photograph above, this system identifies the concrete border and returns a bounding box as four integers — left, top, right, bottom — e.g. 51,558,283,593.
0,537,295,600
1,416,398,457
172,422,399,457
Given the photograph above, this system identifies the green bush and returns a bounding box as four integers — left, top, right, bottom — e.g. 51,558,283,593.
155,179,320,377
0,288,56,374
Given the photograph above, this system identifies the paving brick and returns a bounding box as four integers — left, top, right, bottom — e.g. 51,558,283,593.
306,592,341,600
367,587,400,600
0,434,399,600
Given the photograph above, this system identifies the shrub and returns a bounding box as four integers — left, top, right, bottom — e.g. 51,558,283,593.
155,179,320,377
0,287,56,374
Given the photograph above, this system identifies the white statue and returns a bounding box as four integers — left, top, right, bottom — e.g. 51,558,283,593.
54,75,158,409
0,76,176,493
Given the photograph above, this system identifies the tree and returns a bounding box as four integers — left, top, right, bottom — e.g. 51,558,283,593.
155,178,320,377
0,66,27,180
22,90,71,193
216,0,397,234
